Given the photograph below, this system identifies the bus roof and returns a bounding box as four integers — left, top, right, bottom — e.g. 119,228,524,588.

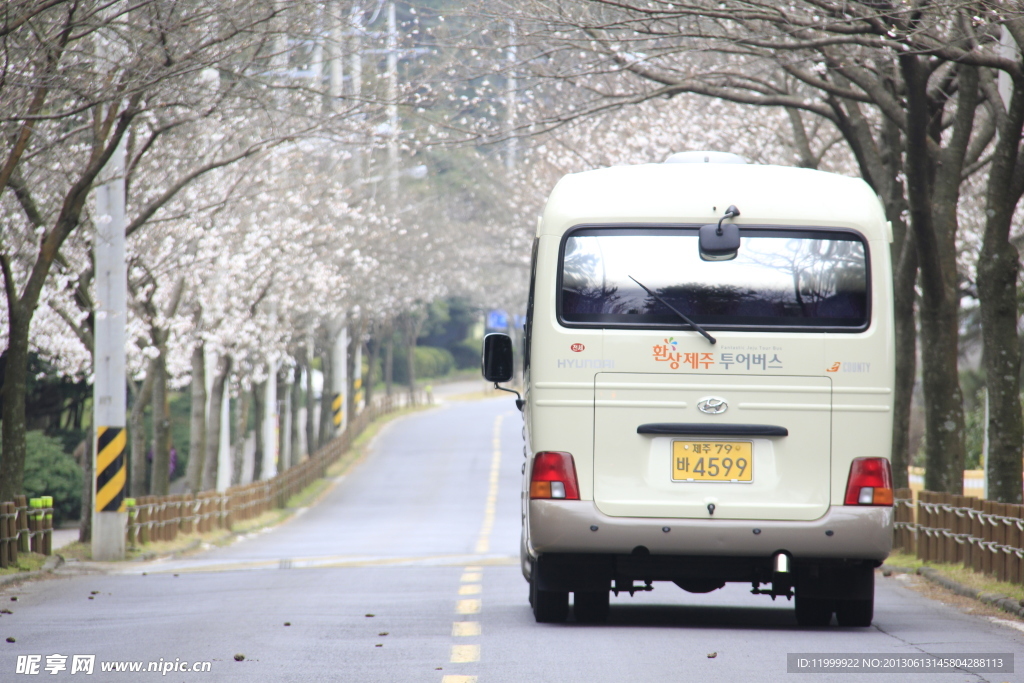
539,162,889,241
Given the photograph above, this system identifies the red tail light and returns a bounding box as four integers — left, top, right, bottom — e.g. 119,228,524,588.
530,451,580,500
844,457,894,506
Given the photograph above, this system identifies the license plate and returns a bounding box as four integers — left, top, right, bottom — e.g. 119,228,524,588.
672,441,753,482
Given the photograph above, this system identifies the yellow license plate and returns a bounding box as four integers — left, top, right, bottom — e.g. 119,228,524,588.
672,441,753,482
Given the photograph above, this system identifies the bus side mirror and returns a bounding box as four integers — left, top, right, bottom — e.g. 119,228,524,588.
698,223,740,261
482,333,514,383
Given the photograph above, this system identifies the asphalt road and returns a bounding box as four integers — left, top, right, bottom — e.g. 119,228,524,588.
2,396,1023,682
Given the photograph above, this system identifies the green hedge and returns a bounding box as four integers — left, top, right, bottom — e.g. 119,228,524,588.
450,339,482,370
392,346,456,384
20,431,82,526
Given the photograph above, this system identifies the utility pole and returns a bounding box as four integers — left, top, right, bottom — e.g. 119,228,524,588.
504,20,518,172
262,357,278,479
216,376,231,492
328,1,344,110
386,0,399,207
333,323,349,434
92,135,128,562
349,5,364,182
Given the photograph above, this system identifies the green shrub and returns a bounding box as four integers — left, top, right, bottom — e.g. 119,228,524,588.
392,346,456,383
414,346,455,380
22,431,82,525
451,339,482,370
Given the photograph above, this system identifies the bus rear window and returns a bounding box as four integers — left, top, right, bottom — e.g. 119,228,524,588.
559,228,869,330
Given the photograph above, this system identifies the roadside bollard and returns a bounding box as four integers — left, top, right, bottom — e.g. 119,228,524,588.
42,496,52,555
14,495,29,554
0,502,11,568
28,498,41,553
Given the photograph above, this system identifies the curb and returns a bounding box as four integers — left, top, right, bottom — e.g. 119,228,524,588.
882,563,1024,620
0,554,64,589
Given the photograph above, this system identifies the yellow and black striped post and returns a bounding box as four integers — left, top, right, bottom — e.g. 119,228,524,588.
96,426,127,513
354,377,364,412
332,392,344,433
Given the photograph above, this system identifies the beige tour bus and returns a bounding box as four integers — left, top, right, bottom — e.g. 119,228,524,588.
482,151,895,627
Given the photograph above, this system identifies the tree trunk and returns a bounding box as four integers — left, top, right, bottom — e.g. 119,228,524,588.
365,333,380,408
202,353,232,491
890,229,918,488
231,389,250,485
400,311,427,404
0,303,31,502
318,347,333,448
901,54,970,494
278,368,291,471
978,76,1024,503
406,336,417,404
304,347,316,454
291,363,302,461
129,363,155,498
185,344,207,493
150,349,171,496
78,436,92,543
384,328,394,397
252,381,264,482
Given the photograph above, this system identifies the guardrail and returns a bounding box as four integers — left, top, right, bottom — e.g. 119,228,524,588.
121,390,431,550
893,487,1024,584
0,496,55,567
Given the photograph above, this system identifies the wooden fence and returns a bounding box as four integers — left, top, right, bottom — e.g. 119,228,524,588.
1,390,430,560
0,496,55,568
893,487,1024,584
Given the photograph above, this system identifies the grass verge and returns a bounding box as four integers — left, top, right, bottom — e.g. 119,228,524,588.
0,553,46,577
885,550,1024,603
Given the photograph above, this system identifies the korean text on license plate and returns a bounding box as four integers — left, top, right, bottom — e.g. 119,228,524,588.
672,441,753,482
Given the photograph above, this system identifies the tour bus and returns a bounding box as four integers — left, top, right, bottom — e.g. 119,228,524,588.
482,151,895,627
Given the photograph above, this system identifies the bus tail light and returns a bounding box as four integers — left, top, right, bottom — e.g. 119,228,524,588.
530,452,580,500
844,457,893,506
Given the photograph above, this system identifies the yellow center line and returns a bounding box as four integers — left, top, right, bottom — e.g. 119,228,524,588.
475,415,504,554
442,415,508,681
450,644,480,663
452,622,481,637
455,599,481,615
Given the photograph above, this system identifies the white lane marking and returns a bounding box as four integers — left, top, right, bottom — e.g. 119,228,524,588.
989,617,1024,634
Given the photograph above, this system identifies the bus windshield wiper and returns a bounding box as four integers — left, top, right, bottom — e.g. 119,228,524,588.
628,275,716,345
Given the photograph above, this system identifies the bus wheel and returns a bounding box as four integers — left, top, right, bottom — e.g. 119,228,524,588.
573,590,610,623
794,594,833,627
835,596,873,627
531,574,568,623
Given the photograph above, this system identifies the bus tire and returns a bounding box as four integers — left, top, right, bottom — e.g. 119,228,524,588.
573,590,610,623
835,596,873,627
794,594,833,627
531,574,568,623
